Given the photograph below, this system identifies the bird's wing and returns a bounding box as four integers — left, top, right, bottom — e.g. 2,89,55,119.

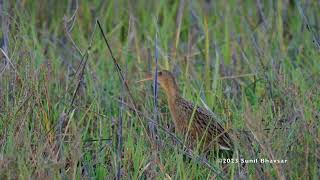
176,97,233,149
195,106,233,149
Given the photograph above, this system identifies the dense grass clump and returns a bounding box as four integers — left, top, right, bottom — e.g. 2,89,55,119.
0,0,319,179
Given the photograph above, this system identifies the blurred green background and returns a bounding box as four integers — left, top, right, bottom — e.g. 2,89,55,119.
0,0,319,179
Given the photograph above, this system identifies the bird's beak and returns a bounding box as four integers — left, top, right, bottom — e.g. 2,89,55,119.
136,74,153,83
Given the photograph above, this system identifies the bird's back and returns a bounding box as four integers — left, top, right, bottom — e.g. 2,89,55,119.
170,96,233,151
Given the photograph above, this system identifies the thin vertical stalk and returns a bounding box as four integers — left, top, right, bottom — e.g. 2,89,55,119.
116,74,124,180
173,0,185,60
204,17,211,97
150,33,159,145
277,0,285,54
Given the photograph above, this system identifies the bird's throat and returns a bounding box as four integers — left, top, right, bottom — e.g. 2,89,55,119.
162,81,179,98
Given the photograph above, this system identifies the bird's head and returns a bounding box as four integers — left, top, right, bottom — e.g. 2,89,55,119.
138,70,179,97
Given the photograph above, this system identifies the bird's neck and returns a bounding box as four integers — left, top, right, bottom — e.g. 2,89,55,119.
166,93,186,134
163,81,179,99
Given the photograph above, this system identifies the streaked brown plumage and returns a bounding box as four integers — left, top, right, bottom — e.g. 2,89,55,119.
140,70,233,152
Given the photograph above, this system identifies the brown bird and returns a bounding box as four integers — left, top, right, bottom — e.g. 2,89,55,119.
139,70,233,153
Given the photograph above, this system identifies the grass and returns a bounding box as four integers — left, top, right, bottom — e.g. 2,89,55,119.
0,0,319,179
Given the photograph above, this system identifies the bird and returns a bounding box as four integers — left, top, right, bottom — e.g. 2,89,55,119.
139,70,233,153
